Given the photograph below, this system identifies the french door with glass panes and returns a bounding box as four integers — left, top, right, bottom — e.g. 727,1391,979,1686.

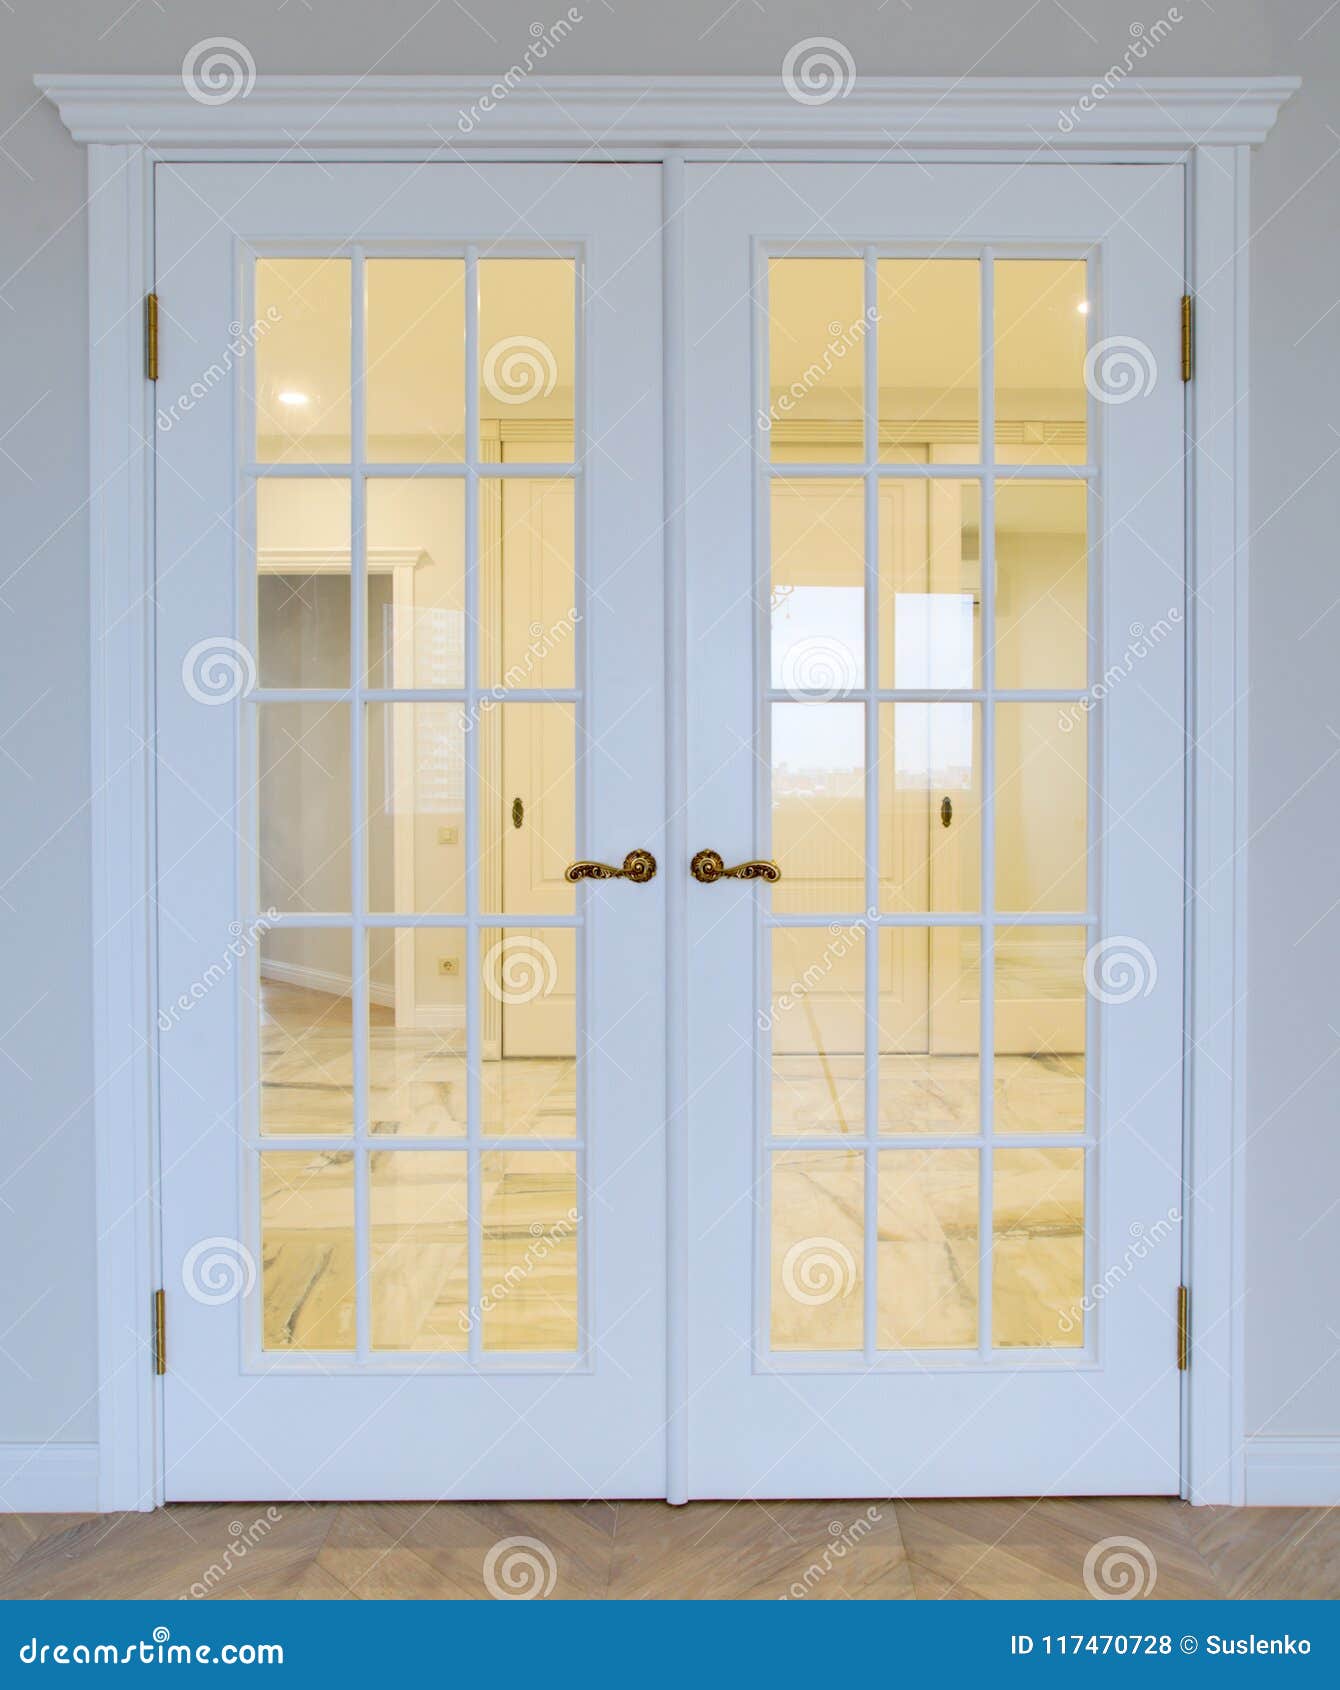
683,164,1186,1497
155,164,665,1500
154,157,1187,1505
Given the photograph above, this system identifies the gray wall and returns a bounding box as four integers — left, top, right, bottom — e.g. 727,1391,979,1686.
1,0,1335,1451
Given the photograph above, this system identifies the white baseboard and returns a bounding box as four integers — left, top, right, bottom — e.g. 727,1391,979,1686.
0,1443,99,1512
260,959,395,1009
1243,1437,1340,1506
260,961,465,1030
4,1435,1330,1510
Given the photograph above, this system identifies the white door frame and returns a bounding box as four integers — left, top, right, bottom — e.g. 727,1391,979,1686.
37,71,1296,1510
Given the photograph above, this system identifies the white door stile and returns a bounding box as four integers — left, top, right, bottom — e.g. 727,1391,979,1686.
660,151,691,1508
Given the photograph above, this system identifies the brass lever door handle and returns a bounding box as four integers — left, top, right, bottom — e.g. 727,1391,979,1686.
565,849,657,885
690,849,781,885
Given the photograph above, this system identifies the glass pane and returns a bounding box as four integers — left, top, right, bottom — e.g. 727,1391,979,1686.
256,479,351,689
995,702,1087,913
993,1147,1085,1347
367,930,466,1137
879,480,981,689
770,479,864,696
877,1149,979,1347
365,480,465,688
479,703,577,916
254,258,351,464
995,259,1088,466
255,702,350,912
481,926,577,1138
995,482,1087,690
994,925,1087,1134
879,927,980,1135
480,1151,579,1351
770,926,864,1136
260,1149,355,1350
479,479,577,691
767,259,865,460
879,703,980,912
370,1151,469,1350
877,260,979,463
366,258,465,462
770,1150,864,1351
478,259,575,459
367,703,466,915
771,702,865,914
257,930,354,1137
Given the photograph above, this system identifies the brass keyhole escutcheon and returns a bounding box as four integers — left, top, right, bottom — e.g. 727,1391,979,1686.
940,796,953,828
512,796,524,830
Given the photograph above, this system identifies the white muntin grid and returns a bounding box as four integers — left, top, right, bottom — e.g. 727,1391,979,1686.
752,241,1103,1372
236,240,593,1372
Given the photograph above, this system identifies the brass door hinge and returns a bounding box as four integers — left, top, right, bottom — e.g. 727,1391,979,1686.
145,292,159,382
152,1288,166,1376
1177,1284,1189,1371
1180,293,1193,383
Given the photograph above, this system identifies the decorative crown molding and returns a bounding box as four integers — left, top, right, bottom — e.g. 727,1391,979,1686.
35,74,1298,150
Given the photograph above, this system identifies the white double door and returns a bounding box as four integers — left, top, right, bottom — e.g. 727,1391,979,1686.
156,159,1185,1501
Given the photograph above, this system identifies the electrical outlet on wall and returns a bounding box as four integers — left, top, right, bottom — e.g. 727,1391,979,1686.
437,826,459,846
437,956,460,977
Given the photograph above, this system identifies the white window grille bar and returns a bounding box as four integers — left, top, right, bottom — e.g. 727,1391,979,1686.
244,460,579,480
862,245,880,1363
977,248,997,1362
464,243,484,1367
349,246,372,1365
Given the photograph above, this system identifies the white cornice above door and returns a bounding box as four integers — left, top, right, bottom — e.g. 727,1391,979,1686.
35,73,1297,150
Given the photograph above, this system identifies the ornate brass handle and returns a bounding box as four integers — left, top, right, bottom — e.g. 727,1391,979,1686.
690,849,781,885
564,849,657,885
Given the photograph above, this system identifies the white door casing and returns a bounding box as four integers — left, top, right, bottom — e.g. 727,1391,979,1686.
41,74,1294,1510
